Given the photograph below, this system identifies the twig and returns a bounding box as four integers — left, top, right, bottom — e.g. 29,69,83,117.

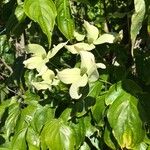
0,58,13,75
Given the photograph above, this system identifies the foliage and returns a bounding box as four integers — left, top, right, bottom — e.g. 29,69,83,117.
0,0,150,149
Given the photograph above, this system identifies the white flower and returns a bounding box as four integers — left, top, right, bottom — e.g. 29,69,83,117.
74,31,85,41
57,51,105,99
83,20,117,45
57,68,88,99
23,42,67,75
65,42,95,54
79,51,99,82
31,69,56,90
23,42,67,91
83,20,99,43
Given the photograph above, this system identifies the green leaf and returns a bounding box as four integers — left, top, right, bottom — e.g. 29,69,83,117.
24,91,40,105
0,35,10,55
31,105,54,133
79,142,90,150
11,128,27,150
5,101,20,138
104,124,117,150
41,119,76,150
6,5,26,35
15,105,37,132
131,0,145,55
107,93,145,149
91,95,105,124
133,142,148,150
88,80,103,98
26,126,40,150
69,118,86,149
105,81,125,105
0,100,10,120
24,0,57,46
56,0,75,39
105,80,142,105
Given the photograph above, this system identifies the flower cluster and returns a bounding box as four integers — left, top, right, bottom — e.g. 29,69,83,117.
23,21,119,99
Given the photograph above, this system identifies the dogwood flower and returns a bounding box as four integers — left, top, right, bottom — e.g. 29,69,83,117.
23,42,67,75
57,68,88,99
57,51,105,99
65,42,95,54
83,20,118,45
31,69,56,90
65,21,119,56
23,42,67,90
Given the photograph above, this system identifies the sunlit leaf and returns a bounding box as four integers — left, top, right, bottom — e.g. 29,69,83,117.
11,128,27,150
5,101,20,138
41,119,75,150
6,5,26,35
131,0,145,55
31,105,54,133
56,0,75,39
107,93,145,149
24,0,57,45
26,127,40,150
105,82,125,105
104,124,117,150
69,118,86,149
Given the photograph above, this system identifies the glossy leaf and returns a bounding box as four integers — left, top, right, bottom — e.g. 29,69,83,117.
88,80,103,98
104,124,117,150
24,0,57,45
6,5,26,35
26,126,40,150
11,128,27,150
31,105,54,133
107,93,145,149
41,119,76,150
133,142,148,150
69,118,86,149
5,101,20,138
56,0,75,39
15,105,37,133
105,81,125,105
0,100,10,120
131,0,145,54
105,80,142,105
92,95,105,124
